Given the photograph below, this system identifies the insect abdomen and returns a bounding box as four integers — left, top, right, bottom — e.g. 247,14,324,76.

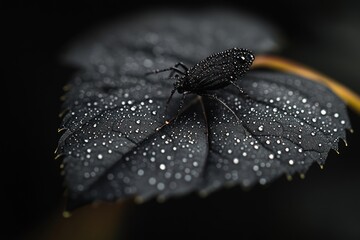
184,48,255,91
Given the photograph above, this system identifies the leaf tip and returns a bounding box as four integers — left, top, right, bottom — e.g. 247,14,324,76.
198,190,209,198
60,95,67,101
58,109,68,118
134,196,145,204
63,84,72,92
286,174,293,181
62,211,72,218
58,127,66,133
156,195,167,203
54,153,63,160
341,138,348,147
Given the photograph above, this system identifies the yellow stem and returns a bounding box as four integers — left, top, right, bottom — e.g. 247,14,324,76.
252,55,360,114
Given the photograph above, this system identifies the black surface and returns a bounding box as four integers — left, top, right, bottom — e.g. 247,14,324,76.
4,1,360,239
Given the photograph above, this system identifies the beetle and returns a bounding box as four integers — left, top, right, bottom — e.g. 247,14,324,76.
147,47,255,123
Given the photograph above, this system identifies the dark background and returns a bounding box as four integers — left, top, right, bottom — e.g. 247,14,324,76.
4,1,360,239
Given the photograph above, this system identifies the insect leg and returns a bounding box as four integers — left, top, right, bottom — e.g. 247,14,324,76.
168,68,184,79
229,80,249,99
167,62,188,78
173,92,188,123
146,67,185,76
164,88,177,118
198,96,209,135
174,62,189,71
200,93,241,123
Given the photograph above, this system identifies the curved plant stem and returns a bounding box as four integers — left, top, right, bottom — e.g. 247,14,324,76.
252,55,360,114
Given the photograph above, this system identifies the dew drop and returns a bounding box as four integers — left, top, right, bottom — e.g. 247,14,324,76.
233,158,239,164
107,173,114,180
77,184,84,191
137,169,144,176
157,182,165,191
143,58,153,68
97,154,103,160
258,125,264,131
148,177,156,185
184,175,192,182
320,109,327,115
259,178,267,185
159,164,166,170
288,159,294,165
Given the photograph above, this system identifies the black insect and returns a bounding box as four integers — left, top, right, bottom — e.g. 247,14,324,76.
147,48,255,122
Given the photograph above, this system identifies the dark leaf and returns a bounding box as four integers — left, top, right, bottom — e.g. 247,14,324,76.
62,9,281,69
57,10,351,210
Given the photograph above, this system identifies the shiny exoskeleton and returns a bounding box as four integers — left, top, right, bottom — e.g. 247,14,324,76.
147,47,255,122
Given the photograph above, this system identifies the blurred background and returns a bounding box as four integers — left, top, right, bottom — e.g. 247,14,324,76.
4,0,360,239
